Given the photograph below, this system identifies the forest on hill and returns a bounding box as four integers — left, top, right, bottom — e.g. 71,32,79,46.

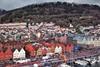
0,2,100,27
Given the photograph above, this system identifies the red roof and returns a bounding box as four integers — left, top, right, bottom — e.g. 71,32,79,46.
41,48,47,55
65,43,74,53
25,44,35,52
5,48,13,59
0,51,5,60
42,42,53,47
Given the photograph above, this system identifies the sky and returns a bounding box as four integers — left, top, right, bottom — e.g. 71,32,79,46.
0,0,100,10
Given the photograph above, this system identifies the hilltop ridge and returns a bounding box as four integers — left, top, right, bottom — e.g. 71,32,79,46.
0,2,100,27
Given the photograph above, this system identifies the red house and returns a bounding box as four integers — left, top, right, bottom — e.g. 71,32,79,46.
5,48,13,60
0,51,5,60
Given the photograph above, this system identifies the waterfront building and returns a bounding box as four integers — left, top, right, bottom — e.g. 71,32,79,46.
19,48,26,59
13,49,20,59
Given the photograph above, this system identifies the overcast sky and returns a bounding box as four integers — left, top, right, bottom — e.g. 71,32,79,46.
0,0,100,10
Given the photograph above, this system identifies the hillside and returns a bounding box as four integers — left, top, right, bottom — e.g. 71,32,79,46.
0,9,6,15
0,2,100,27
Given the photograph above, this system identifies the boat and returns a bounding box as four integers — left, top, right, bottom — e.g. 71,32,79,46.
14,59,31,63
97,56,100,62
60,63,71,67
91,57,97,64
75,60,88,66
84,57,97,65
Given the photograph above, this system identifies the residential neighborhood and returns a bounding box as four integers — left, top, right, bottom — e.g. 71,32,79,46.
0,21,99,67
0,1,100,67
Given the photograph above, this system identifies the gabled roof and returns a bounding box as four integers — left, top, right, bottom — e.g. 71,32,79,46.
5,48,13,54
0,51,5,59
19,48,25,54
13,49,19,54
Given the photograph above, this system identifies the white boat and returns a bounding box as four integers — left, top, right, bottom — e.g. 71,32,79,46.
60,63,71,67
33,64,38,67
75,60,88,66
97,56,100,62
84,57,97,65
84,58,91,62
91,57,97,64
15,59,31,63
46,53,54,56
42,55,49,60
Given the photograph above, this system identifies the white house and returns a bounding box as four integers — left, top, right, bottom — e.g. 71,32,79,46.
59,46,62,54
69,24,73,28
13,49,20,59
79,26,94,33
77,36,100,46
19,48,26,59
0,23,26,28
54,46,58,54
13,48,26,60
54,46,62,54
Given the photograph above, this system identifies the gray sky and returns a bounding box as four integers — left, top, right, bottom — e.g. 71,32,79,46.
0,0,100,10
